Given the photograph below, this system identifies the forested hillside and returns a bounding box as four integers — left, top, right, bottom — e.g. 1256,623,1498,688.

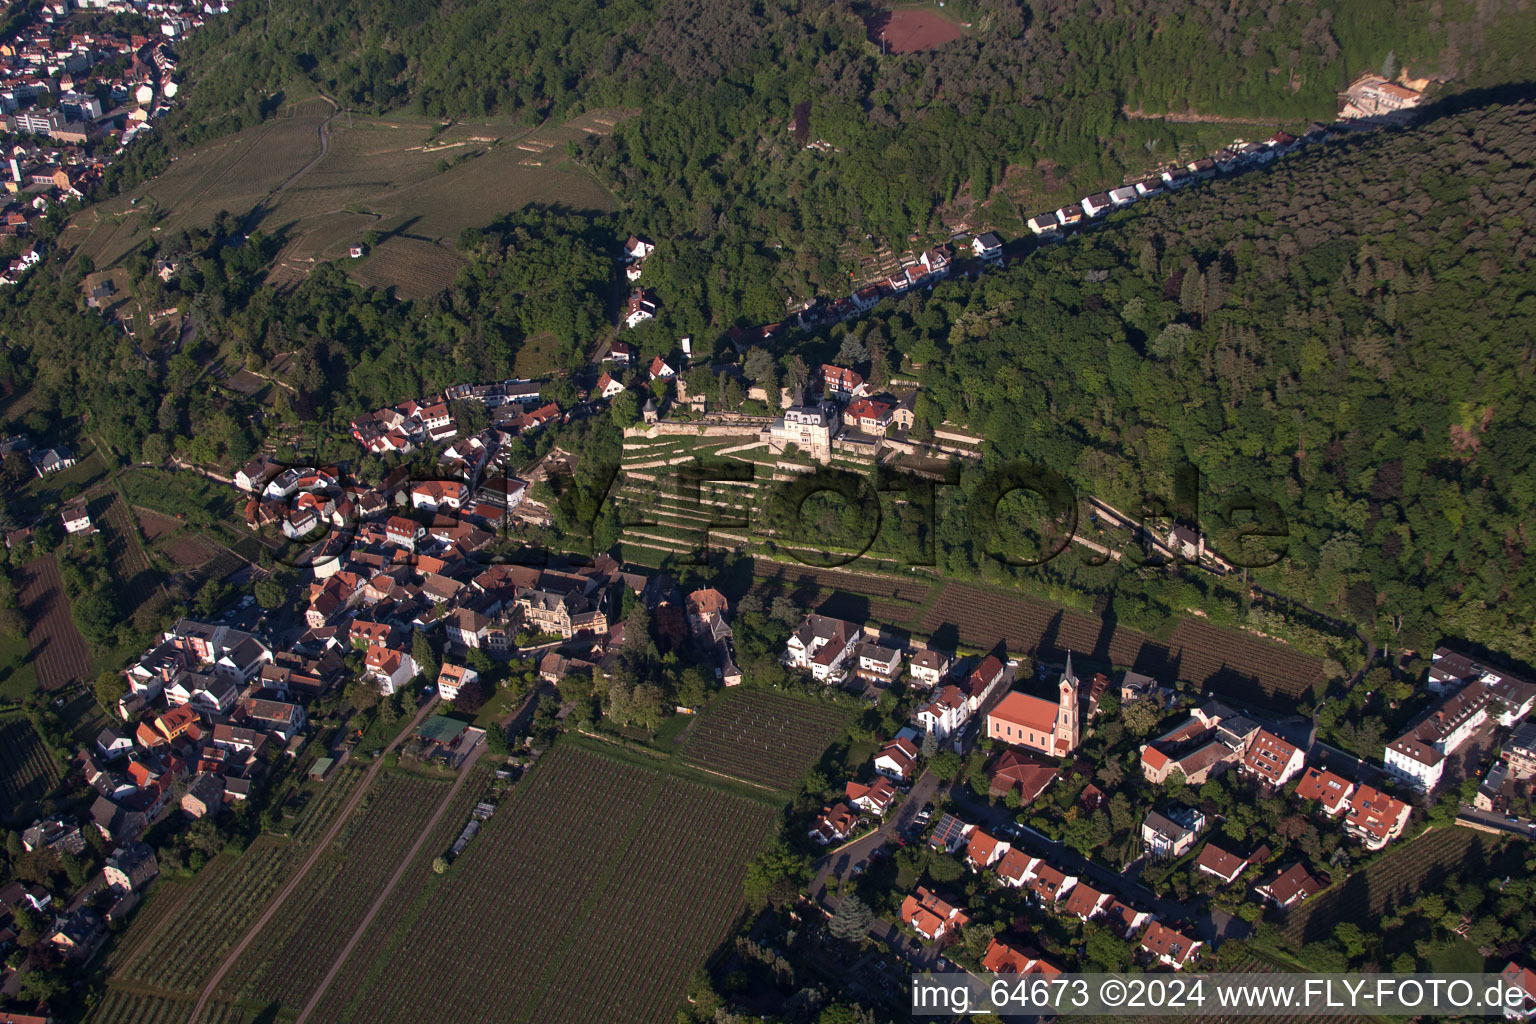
857,99,1536,664
107,0,1536,327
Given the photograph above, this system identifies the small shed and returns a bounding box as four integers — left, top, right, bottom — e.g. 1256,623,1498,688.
308,756,335,780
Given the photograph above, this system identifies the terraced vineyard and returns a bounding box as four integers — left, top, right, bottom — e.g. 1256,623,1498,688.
1281,827,1493,946
919,582,1327,704
325,746,775,1024
675,689,851,789
229,771,452,1010
614,433,768,564
0,714,60,816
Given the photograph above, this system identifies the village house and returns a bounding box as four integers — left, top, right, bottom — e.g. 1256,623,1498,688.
60,498,91,534
595,372,624,400
1027,212,1060,236
1062,881,1111,922
1254,862,1324,908
1026,861,1078,904
873,736,919,782
854,641,902,687
982,937,1062,976
994,847,1036,888
1193,842,1250,885
964,829,1010,871
624,288,657,328
915,685,968,743
908,649,952,688
103,842,157,893
970,232,1003,260
1139,700,1258,785
181,772,224,819
1341,784,1411,850
819,364,866,402
843,396,894,435
845,775,897,816
1293,766,1355,816
784,613,862,683
986,655,1079,757
364,646,417,695
985,748,1057,803
437,663,477,702
1140,921,1201,970
808,802,857,846
927,813,974,854
1243,729,1305,786
1507,721,1536,780
1141,807,1205,859
900,886,969,941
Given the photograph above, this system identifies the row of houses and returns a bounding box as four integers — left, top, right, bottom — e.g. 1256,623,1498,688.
912,813,1202,970
1026,128,1325,238
345,381,557,457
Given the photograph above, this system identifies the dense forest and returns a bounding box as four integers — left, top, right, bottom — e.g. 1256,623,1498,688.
99,0,1536,327
848,98,1536,664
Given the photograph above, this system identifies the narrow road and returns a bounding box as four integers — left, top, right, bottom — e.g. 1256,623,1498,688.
809,767,939,907
185,696,440,1024
293,739,486,1024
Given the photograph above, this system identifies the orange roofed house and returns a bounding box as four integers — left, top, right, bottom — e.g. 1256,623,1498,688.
1342,784,1411,850
1242,729,1305,786
1293,766,1355,817
808,802,857,846
982,937,1062,976
900,887,969,942
1140,921,1202,970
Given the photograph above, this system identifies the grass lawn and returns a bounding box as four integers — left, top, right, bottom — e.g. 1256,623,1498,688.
1427,939,1486,973
471,681,525,728
840,738,879,774
0,631,38,703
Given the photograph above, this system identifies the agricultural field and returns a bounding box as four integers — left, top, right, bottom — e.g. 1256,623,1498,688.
115,837,298,994
1281,827,1493,946
66,101,333,271
111,766,364,994
918,582,1326,705
348,236,467,299
102,879,199,972
321,745,774,1024
0,714,60,818
15,555,91,690
751,559,934,604
228,771,452,1011
675,689,851,790
305,767,492,1023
